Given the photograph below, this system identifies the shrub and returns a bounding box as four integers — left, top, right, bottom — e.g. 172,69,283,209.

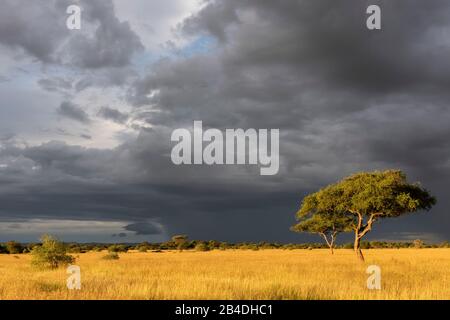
439,241,450,248
195,242,210,252
240,244,259,251
67,245,83,253
343,243,354,249
108,244,128,253
218,242,231,250
0,244,8,254
6,241,23,254
360,241,371,249
138,246,148,252
208,240,220,249
413,239,425,249
102,252,120,260
135,242,151,252
31,234,75,269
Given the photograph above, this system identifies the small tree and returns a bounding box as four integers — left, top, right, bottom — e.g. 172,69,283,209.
102,252,120,260
6,241,23,254
172,235,188,251
413,239,424,249
137,245,148,252
195,242,210,252
296,170,436,261
291,214,351,254
31,234,74,269
108,244,128,253
136,242,151,252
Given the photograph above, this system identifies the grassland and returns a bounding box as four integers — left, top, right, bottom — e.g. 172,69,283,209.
0,249,449,299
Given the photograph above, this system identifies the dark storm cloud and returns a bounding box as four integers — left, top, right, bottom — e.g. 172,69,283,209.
124,222,162,235
124,0,450,241
57,101,91,123
112,233,127,238
129,0,450,125
1,0,450,242
181,0,450,93
0,130,300,241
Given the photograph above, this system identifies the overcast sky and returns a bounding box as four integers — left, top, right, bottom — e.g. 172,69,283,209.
0,0,449,243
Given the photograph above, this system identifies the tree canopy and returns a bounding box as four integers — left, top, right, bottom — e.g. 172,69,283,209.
294,170,436,260
31,234,75,269
291,213,352,254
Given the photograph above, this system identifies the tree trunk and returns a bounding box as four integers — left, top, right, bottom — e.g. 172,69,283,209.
354,233,364,261
330,232,336,255
320,233,335,255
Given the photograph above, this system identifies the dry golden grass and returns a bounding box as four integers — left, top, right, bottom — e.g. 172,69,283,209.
0,249,449,299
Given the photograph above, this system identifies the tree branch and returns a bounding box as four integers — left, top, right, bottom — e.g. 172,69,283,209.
320,233,332,248
330,231,337,247
357,212,383,239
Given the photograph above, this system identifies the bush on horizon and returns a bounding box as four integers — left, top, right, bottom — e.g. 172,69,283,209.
31,234,74,269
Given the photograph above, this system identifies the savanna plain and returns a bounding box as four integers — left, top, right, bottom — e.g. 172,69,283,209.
0,249,449,300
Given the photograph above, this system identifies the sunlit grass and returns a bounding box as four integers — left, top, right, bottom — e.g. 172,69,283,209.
0,249,448,299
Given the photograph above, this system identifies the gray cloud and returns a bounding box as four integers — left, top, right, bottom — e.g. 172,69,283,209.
0,75,10,83
57,101,91,123
98,106,129,124
124,222,163,235
80,134,92,140
38,77,73,93
0,0,67,63
0,0,143,70
112,232,127,238
67,0,144,69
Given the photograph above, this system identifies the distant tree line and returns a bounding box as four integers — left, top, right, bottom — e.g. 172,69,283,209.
1,238,449,255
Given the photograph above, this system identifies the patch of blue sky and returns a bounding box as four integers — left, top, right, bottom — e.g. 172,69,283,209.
177,35,217,58
132,35,216,76
132,51,160,76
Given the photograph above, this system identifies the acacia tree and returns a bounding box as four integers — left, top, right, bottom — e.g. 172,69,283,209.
291,213,351,254
296,170,436,261
172,235,189,251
